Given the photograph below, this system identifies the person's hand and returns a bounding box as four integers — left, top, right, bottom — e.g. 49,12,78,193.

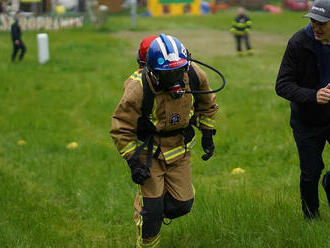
127,158,151,185
316,84,330,104
201,129,216,161
15,40,20,45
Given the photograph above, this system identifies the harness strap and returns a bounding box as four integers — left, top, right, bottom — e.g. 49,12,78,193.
131,135,154,169
156,128,186,137
187,65,199,110
131,135,151,161
146,136,154,168
141,68,154,117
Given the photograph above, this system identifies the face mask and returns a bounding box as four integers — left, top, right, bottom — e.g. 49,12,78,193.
157,68,186,98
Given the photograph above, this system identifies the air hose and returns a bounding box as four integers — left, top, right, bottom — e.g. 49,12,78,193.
184,58,226,94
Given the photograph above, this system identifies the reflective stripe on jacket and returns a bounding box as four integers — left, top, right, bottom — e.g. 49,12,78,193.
230,14,252,35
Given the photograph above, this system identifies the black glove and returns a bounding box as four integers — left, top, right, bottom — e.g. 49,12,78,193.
201,129,216,161
127,157,151,185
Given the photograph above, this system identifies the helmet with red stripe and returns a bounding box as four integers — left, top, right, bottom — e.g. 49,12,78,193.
146,34,189,91
147,34,188,71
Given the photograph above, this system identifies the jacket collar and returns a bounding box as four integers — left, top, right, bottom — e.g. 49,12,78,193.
304,23,314,40
301,24,317,53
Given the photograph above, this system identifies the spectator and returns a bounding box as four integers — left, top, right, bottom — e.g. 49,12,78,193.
275,0,330,219
11,12,26,62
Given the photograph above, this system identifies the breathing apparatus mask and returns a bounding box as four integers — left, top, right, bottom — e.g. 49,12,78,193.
155,66,187,99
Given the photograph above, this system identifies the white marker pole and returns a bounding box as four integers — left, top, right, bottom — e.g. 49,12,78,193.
37,33,49,64
131,0,137,30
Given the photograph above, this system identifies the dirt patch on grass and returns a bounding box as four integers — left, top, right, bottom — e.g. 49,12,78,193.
112,29,287,58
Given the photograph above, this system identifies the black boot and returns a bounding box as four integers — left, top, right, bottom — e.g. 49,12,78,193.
322,171,330,208
300,180,320,219
302,205,320,220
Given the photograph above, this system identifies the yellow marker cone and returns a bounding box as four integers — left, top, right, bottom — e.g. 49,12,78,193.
66,142,78,150
17,139,27,146
231,168,245,174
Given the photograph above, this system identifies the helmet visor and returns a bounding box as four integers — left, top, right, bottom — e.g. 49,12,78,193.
157,67,186,89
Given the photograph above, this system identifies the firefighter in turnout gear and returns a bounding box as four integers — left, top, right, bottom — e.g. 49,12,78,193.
136,35,157,68
110,34,218,247
230,7,253,56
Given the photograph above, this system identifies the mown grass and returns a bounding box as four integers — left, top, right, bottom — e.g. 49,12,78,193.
0,9,329,247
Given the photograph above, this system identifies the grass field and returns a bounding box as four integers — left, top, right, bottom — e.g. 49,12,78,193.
1,9,330,248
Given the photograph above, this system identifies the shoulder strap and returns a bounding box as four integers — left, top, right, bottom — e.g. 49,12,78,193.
141,68,155,117
188,64,199,109
135,69,155,168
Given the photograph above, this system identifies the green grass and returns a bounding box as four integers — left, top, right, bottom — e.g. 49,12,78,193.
0,9,330,247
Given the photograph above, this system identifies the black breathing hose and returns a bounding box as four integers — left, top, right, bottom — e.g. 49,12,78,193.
184,58,226,94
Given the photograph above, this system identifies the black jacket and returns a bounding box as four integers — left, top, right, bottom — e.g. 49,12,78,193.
11,21,21,42
276,28,330,128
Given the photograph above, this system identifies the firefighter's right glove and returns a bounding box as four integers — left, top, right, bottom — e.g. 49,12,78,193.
127,158,151,185
201,129,216,161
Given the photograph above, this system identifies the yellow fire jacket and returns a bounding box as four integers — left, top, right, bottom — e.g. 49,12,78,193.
230,14,252,35
110,62,218,164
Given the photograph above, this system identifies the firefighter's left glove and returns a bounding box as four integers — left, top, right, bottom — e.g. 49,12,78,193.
127,158,151,185
201,129,216,161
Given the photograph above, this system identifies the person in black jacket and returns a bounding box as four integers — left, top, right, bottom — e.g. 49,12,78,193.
11,13,26,62
276,0,330,219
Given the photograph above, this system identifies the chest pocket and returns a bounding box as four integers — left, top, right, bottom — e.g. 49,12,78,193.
165,93,193,129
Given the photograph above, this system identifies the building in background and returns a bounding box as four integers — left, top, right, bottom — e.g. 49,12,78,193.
20,0,48,13
1,0,310,16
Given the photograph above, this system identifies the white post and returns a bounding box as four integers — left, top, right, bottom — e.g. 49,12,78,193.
37,33,50,64
11,0,20,13
131,0,136,29
51,0,56,16
86,0,97,23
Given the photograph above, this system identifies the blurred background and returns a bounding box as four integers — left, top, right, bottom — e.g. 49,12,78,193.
1,0,330,247
0,0,310,26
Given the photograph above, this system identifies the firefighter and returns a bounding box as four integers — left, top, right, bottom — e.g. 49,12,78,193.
136,35,157,68
110,34,218,247
230,7,253,56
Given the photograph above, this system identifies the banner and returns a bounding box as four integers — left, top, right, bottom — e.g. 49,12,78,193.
0,14,84,31
20,0,42,2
